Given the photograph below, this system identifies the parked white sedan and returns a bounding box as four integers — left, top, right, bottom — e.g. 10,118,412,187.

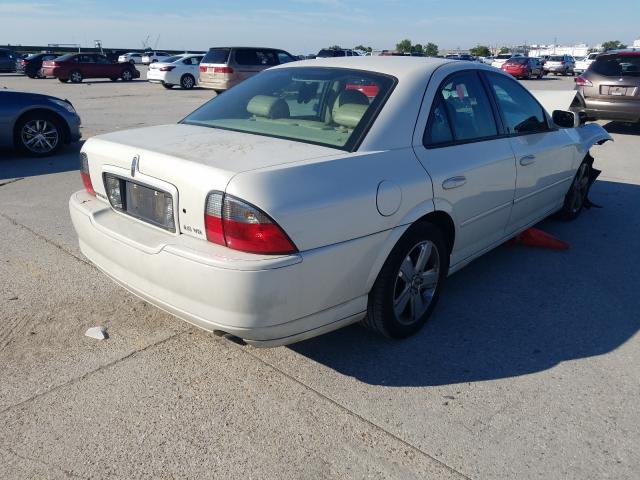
117,52,143,64
141,51,171,64
147,54,203,89
70,57,611,347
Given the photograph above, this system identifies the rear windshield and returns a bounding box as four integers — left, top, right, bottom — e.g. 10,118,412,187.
496,54,512,59
54,54,75,61
509,57,529,64
549,56,564,61
591,54,640,76
163,55,184,63
182,67,395,151
202,48,231,64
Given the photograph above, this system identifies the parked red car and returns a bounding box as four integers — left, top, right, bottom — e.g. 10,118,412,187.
346,79,380,98
42,53,141,83
501,57,544,80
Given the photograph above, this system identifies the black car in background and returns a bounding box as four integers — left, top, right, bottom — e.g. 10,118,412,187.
0,48,18,72
16,52,59,78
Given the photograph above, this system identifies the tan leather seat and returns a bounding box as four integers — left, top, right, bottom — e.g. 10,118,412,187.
247,95,290,119
331,90,369,129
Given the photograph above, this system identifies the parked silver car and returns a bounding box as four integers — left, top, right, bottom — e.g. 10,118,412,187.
544,55,576,76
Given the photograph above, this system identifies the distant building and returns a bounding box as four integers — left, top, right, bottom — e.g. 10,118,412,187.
634,39,640,47
528,44,590,57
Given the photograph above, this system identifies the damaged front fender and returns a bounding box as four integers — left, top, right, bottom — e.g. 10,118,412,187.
573,122,613,158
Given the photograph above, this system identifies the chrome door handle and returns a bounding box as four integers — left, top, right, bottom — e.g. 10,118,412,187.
519,155,536,166
442,176,467,190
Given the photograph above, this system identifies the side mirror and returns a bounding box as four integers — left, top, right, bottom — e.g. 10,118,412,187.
552,110,579,128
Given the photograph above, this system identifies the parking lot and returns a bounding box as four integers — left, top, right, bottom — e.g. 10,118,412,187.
1,67,639,479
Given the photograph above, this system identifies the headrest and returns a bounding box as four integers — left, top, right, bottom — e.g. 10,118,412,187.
334,89,369,109
331,89,370,128
247,95,290,119
333,103,368,129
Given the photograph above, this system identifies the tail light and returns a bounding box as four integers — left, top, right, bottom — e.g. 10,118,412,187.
20,59,27,66
79,152,95,196
199,65,207,72
560,61,565,65
205,192,297,255
213,66,233,74
159,66,175,71
575,75,593,87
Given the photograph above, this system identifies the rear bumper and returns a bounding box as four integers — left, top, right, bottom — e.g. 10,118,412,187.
69,190,370,346
41,67,60,77
577,97,640,122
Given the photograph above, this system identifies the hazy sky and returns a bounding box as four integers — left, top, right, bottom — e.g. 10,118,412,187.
0,0,638,54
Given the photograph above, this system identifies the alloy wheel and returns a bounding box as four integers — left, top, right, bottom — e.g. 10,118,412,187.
122,70,132,81
21,119,59,154
393,240,440,326
182,75,194,89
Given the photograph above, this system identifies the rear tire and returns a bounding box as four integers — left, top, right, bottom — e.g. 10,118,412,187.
15,112,63,157
110,77,118,81
559,157,593,221
180,74,195,89
58,78,69,83
363,222,449,339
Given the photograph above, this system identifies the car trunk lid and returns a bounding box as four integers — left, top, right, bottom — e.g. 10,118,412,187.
82,124,341,240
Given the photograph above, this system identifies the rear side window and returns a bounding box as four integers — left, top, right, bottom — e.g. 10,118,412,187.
486,73,548,134
424,100,454,145
277,51,296,64
256,50,278,66
426,71,498,145
591,54,640,76
202,48,230,64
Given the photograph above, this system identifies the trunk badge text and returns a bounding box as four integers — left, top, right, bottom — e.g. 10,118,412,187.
131,154,139,177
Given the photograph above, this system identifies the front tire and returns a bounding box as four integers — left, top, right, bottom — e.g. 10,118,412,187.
121,69,133,81
364,222,449,339
15,112,63,157
69,70,83,83
559,158,592,221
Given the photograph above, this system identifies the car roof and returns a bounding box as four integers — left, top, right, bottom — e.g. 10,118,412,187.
206,46,288,51
272,56,455,78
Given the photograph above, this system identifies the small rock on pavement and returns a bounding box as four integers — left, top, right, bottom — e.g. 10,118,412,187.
85,326,109,340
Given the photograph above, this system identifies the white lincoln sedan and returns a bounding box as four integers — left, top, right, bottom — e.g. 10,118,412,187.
70,57,611,347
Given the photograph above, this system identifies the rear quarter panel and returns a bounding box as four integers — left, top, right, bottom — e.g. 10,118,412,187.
226,149,433,251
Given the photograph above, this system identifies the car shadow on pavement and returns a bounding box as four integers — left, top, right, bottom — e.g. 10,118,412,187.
0,141,83,180
603,121,640,136
290,179,640,386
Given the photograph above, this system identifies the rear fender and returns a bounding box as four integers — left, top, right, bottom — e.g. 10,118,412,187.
364,199,437,291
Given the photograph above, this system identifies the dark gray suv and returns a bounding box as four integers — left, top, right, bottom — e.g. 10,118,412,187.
572,51,640,123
